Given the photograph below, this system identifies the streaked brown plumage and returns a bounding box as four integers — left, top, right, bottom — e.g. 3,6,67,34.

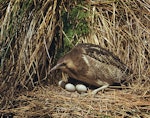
50,43,131,94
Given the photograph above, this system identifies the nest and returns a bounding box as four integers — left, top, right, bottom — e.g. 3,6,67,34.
0,86,149,117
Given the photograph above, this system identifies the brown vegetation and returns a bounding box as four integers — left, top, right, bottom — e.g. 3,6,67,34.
0,0,149,117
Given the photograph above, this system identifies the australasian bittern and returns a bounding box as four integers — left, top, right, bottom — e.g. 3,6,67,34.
50,43,131,94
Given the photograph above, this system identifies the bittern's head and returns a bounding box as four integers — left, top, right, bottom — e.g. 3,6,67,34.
50,45,84,74
50,55,76,73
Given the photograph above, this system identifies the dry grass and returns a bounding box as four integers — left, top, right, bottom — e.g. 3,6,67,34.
0,86,150,118
0,0,150,117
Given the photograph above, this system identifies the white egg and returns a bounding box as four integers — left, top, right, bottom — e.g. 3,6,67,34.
76,84,87,93
58,80,66,88
65,83,76,92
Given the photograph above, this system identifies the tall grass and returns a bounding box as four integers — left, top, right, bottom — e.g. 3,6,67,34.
0,0,149,117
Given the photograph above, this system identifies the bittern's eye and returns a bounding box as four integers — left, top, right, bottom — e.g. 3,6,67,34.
61,63,67,67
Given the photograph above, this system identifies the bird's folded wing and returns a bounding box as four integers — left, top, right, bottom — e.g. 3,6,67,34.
77,43,130,74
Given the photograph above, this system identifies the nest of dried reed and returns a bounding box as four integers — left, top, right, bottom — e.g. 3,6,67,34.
0,0,149,117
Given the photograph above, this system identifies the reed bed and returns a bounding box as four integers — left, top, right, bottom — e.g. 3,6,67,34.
0,0,149,117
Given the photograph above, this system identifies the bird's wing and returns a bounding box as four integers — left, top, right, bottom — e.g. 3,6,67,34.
77,43,130,74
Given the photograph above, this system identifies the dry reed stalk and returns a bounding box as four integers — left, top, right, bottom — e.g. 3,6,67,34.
0,0,149,117
0,0,62,107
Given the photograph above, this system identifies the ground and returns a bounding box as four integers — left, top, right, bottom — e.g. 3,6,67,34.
0,85,149,118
